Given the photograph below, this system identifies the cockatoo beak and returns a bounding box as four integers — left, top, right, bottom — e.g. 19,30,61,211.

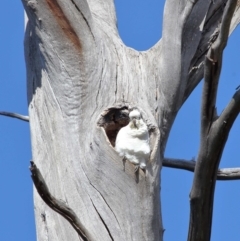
132,118,137,128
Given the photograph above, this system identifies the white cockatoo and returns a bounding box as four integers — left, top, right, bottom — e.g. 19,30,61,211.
115,108,150,171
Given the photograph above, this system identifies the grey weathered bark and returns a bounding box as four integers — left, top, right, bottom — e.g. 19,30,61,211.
21,0,240,241
188,1,240,240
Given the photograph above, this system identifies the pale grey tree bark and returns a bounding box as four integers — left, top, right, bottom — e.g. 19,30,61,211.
21,0,240,241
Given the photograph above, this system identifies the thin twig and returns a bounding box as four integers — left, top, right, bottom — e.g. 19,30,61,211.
0,111,29,122
29,161,92,241
163,158,240,180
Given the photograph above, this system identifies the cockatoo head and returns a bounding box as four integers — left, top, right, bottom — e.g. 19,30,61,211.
129,109,142,128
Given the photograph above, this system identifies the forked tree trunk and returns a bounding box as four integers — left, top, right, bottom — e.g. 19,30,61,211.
22,0,240,240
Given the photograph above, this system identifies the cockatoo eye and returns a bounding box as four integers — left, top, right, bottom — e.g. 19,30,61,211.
130,115,140,120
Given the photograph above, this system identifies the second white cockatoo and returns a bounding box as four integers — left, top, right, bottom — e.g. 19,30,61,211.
115,108,150,171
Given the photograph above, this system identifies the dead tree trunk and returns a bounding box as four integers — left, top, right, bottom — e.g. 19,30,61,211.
22,0,240,240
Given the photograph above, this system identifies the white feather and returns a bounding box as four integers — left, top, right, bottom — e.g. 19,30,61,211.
115,109,150,169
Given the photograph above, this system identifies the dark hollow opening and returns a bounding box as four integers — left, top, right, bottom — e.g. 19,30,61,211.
97,106,130,147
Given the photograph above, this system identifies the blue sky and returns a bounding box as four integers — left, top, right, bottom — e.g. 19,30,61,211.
0,1,239,240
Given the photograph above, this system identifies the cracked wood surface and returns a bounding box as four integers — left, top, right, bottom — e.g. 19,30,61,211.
22,0,240,240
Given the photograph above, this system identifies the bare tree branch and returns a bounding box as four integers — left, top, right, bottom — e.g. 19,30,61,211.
29,161,93,241
163,158,240,180
183,0,240,105
217,167,240,180
163,157,196,172
183,0,227,104
0,111,29,122
188,1,239,241
214,88,240,133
